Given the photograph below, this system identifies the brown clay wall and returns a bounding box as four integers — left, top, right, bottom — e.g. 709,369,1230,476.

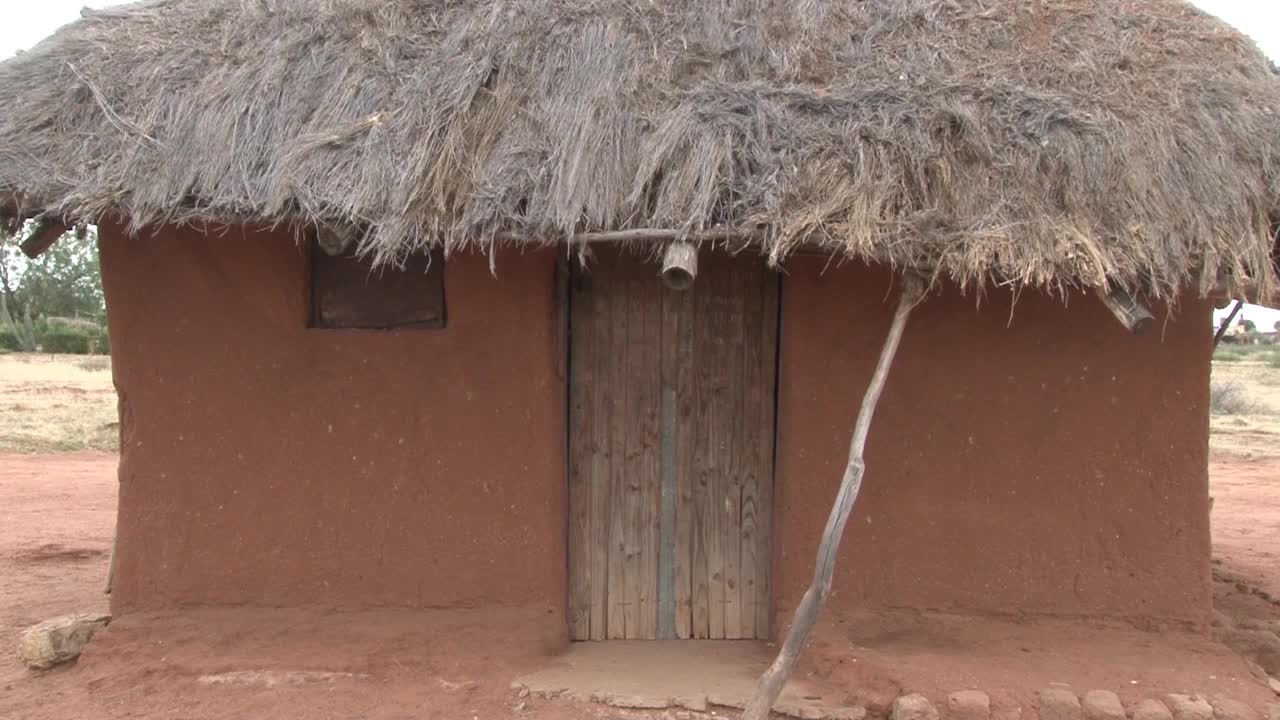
99,224,567,618
773,259,1213,629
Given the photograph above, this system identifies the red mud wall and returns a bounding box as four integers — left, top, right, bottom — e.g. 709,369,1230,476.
99,224,567,618
774,259,1213,628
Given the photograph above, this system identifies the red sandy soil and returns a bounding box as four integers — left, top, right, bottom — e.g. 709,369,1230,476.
1211,457,1280,603
1,452,1278,719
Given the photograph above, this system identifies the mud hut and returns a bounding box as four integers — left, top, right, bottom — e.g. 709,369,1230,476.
0,0,1277,646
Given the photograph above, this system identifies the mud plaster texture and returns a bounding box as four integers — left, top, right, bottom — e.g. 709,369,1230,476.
773,257,1213,629
100,228,1213,631
99,223,568,618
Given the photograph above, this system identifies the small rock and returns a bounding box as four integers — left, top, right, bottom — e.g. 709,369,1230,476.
1211,698,1259,720
675,713,693,720
894,694,941,720
989,693,1023,720
1166,695,1214,720
1082,691,1126,720
517,686,530,699
1270,678,1280,695
1133,700,1174,720
775,701,826,720
607,694,671,710
1039,689,1083,720
992,707,1023,720
949,691,991,720
674,695,708,712
17,613,111,669
709,693,746,710
437,678,478,692
512,701,526,713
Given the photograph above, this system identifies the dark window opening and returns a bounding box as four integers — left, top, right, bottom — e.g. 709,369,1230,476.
310,241,446,330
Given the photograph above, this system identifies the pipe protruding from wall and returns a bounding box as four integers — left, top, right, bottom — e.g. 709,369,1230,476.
661,241,698,290
317,224,359,257
1095,286,1153,335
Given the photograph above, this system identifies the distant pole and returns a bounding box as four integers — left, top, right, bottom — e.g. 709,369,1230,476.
1213,300,1244,349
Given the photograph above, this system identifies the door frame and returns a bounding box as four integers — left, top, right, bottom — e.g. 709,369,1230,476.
563,248,783,640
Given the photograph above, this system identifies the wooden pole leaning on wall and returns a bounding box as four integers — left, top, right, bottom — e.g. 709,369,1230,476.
1213,300,1245,349
1095,286,1154,335
742,274,926,720
660,241,698,290
104,535,117,595
19,218,68,259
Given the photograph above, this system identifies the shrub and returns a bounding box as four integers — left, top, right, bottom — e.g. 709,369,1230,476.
1210,381,1262,416
1215,346,1246,362
0,327,20,351
38,328,95,354
46,316,101,333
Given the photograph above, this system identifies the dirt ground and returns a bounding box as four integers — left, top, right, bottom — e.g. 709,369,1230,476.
2,451,1278,719
0,354,1278,718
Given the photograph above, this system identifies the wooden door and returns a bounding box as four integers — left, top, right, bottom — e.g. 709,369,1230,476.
568,247,779,641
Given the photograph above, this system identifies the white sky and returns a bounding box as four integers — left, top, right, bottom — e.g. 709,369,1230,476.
1,1,1277,325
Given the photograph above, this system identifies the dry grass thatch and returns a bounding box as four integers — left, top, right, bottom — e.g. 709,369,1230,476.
0,0,1277,298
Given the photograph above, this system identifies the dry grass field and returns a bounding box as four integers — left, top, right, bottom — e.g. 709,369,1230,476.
0,353,118,453
1210,344,1280,459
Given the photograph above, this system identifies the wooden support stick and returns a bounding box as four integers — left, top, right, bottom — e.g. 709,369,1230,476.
104,533,117,595
1095,287,1153,335
742,275,925,720
19,219,67,259
1213,300,1245,349
495,228,758,245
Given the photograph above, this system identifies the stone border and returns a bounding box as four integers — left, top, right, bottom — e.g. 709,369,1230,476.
510,681,1280,720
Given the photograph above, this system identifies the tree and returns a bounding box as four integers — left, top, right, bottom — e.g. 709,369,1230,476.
1,225,104,352
0,224,104,321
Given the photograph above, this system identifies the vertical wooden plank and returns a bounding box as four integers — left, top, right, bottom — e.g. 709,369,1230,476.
638,272,662,640
722,257,746,640
622,258,645,639
567,268,593,640
607,250,628,640
588,255,612,641
706,258,727,640
671,283,695,640
739,259,763,640
756,264,780,639
658,383,678,639
690,258,712,640
658,276,687,640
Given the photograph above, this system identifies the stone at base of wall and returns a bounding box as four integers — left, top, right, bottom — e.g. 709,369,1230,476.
515,675,1280,720
17,613,111,669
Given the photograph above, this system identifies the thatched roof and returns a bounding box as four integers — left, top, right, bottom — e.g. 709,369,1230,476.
0,0,1277,299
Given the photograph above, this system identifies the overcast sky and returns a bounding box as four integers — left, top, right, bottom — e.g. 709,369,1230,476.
2,1,1277,325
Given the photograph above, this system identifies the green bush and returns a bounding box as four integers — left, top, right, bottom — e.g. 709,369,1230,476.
0,327,20,351
36,325,108,355
38,328,94,354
